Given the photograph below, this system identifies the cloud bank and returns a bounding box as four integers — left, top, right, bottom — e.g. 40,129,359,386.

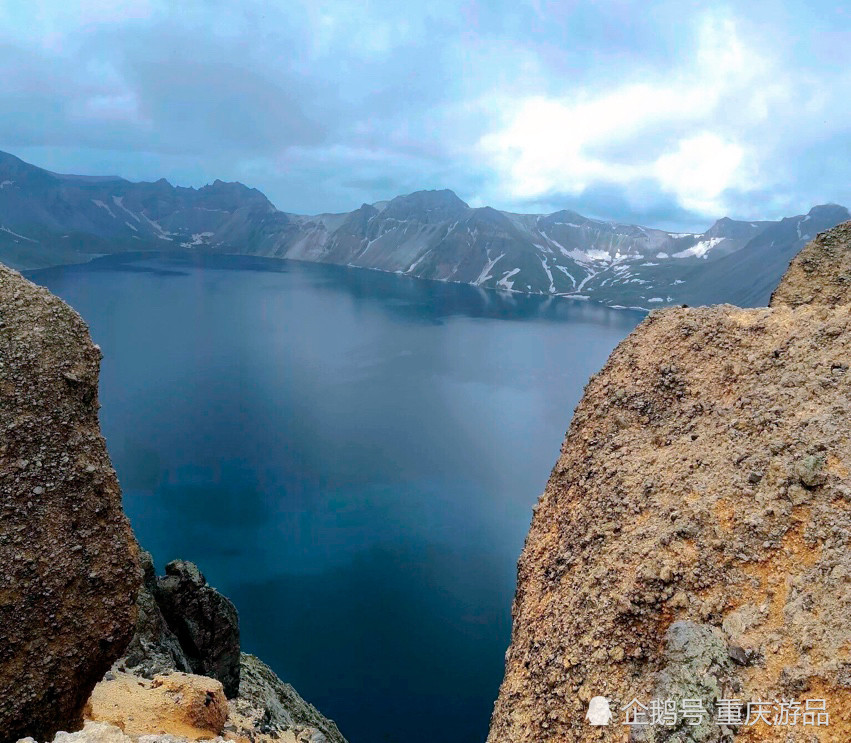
1,0,849,229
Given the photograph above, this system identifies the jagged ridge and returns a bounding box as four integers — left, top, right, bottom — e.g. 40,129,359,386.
1,150,848,309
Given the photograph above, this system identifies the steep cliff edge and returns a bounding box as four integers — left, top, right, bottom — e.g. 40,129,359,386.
107,554,347,743
0,265,141,742
0,266,345,743
488,223,851,742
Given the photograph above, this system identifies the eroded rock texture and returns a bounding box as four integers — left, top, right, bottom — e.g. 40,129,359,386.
115,551,192,681
771,221,851,309
233,653,348,743
154,560,241,698
86,672,229,741
0,265,140,742
488,223,851,743
115,556,240,698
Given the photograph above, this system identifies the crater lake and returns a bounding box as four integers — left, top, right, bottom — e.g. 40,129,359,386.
32,253,643,743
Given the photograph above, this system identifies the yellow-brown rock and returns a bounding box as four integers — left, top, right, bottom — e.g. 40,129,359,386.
488,223,851,743
771,221,851,308
85,672,228,740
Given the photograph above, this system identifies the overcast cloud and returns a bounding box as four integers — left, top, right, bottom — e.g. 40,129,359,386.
1,0,850,229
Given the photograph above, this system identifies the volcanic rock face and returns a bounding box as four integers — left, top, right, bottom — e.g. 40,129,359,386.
154,560,241,698
488,223,851,742
117,557,240,698
114,551,192,680
0,265,140,742
114,560,346,742
771,221,851,309
234,653,348,743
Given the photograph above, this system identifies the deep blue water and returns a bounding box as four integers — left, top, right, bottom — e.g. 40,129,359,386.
31,253,642,743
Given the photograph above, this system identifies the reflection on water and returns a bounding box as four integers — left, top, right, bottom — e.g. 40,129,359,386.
31,253,643,743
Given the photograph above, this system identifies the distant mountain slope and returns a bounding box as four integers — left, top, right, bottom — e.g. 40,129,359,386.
1,150,847,309
674,204,851,307
0,150,292,267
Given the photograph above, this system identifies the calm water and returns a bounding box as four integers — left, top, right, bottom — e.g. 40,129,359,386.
32,253,642,743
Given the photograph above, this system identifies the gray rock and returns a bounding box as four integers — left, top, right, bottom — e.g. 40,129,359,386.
153,560,240,698
113,557,239,697
629,621,733,743
727,645,749,666
796,455,826,488
236,654,347,743
112,551,190,679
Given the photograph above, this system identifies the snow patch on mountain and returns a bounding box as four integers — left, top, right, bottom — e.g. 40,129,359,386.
497,268,521,290
112,195,141,223
474,251,505,286
673,237,723,258
1,226,36,242
92,199,116,218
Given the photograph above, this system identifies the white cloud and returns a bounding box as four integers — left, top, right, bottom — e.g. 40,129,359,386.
0,0,158,48
478,11,778,216
654,134,745,214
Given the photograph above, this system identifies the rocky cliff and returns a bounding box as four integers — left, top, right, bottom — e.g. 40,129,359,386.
0,264,141,742
107,555,347,743
488,223,851,742
0,266,346,743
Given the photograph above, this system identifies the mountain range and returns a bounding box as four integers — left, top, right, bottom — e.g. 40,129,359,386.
1,149,847,309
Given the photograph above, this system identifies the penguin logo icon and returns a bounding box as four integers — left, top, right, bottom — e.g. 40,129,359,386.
586,696,613,725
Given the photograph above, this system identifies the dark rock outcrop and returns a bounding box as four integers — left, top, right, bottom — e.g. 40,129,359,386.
488,223,851,742
112,562,349,741
0,265,140,742
114,551,191,679
117,557,240,698
155,560,241,698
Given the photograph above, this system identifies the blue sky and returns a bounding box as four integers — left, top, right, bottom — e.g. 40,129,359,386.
2,0,850,229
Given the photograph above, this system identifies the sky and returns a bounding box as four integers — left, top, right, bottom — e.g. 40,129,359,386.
2,0,851,230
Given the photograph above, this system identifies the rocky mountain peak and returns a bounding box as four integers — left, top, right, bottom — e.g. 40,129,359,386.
806,203,851,222
704,215,767,240
0,149,850,309
381,188,470,223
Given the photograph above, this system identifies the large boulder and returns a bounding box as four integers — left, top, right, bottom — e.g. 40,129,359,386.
85,672,228,740
488,224,851,742
0,265,140,742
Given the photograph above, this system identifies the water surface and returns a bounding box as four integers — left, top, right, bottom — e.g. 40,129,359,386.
32,253,642,743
